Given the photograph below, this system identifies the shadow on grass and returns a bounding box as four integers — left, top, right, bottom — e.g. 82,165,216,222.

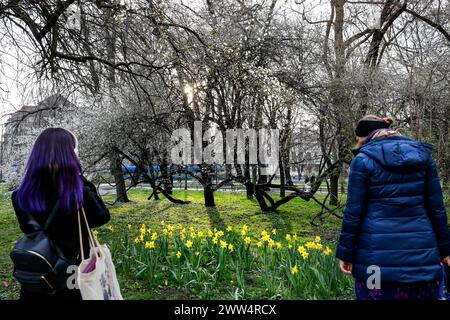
145,202,178,216
206,207,227,230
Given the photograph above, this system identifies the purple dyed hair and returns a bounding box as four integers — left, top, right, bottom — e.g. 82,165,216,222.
16,127,84,213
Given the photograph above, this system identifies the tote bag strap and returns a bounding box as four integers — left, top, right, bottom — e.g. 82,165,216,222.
81,206,103,250
77,206,85,261
77,206,106,260
77,206,97,261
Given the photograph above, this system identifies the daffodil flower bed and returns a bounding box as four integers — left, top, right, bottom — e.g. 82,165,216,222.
102,222,353,300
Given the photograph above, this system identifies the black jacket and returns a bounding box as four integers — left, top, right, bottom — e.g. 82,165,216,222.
12,177,110,262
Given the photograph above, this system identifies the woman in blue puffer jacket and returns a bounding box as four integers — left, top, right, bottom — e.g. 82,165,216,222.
336,114,450,300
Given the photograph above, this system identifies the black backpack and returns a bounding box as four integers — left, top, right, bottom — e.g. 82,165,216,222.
10,201,73,294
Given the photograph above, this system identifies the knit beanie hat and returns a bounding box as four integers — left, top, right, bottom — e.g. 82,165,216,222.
355,117,393,137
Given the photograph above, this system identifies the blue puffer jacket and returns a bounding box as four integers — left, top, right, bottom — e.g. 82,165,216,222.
336,136,450,283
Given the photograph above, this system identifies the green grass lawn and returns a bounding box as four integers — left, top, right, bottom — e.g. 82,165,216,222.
0,190,21,300
0,187,348,300
102,189,344,243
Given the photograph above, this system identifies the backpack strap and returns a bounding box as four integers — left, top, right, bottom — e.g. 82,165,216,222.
24,200,60,232
44,200,60,231
24,212,42,231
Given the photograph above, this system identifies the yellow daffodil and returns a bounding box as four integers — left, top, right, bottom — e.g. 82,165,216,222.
190,232,197,239
177,224,183,230
271,228,277,235
220,240,228,249
195,251,200,256
315,236,321,243
288,244,293,249
151,232,158,241
316,243,323,250
241,229,247,236
167,225,175,232
257,241,263,248
127,224,132,230
291,265,298,275
306,241,317,249
216,230,224,238
145,241,155,249
324,247,332,255
208,229,213,237
212,237,218,244
268,239,275,248
276,242,282,250
226,226,232,232
262,234,271,242
176,251,181,259
242,225,248,232
244,237,252,245
181,233,186,240
298,246,307,255
186,240,193,248
301,251,309,259
285,234,292,242
228,244,234,252
197,231,204,238
163,228,168,235
139,234,144,242
161,220,165,226
134,237,140,244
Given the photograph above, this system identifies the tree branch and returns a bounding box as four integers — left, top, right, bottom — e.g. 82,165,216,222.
404,8,450,43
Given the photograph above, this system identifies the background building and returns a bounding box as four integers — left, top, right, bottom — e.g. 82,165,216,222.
0,94,75,182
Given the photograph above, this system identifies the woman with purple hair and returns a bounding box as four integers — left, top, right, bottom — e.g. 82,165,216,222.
11,127,110,300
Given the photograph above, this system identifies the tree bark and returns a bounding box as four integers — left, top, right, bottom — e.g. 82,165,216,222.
204,184,216,207
110,153,129,203
329,172,339,206
279,153,285,198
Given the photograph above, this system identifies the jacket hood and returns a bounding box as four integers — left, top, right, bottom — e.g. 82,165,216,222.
355,136,432,171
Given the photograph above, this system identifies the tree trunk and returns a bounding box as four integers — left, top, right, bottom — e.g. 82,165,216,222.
110,154,129,203
340,164,347,194
160,159,173,195
201,164,216,207
148,163,160,201
329,172,339,206
279,154,285,198
244,164,254,199
245,182,254,199
204,184,216,207
254,188,271,212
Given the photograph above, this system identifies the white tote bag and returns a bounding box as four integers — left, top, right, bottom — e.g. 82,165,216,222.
77,207,123,300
